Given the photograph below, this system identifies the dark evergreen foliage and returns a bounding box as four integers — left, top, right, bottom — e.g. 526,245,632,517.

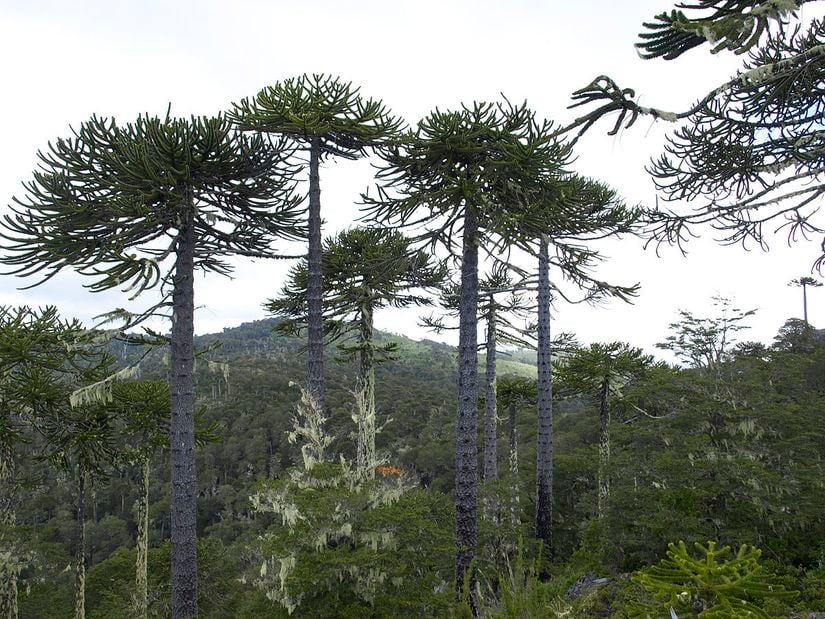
567,1,825,266
230,74,404,415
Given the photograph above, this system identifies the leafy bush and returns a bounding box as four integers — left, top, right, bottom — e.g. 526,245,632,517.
250,461,454,616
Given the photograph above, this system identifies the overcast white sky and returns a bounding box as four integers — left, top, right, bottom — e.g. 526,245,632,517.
1,1,823,360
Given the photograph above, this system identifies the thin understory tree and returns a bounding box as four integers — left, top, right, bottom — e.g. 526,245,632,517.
0,306,93,619
267,227,443,478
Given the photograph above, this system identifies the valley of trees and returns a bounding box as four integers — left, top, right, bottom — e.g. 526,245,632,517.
2,2,825,617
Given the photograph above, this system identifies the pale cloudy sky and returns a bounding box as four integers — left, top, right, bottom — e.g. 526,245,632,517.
1,1,822,359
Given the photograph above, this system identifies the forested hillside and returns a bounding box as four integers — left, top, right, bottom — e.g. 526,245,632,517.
4,2,825,617
7,316,825,617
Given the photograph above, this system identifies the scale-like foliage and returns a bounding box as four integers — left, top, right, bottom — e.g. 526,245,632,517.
365,100,574,599
230,73,404,158
231,74,404,415
0,113,302,303
630,540,797,618
567,1,825,267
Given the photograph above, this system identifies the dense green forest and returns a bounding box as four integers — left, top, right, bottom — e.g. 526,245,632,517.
5,315,825,617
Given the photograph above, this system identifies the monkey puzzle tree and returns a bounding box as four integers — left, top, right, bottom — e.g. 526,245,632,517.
477,269,536,489
266,227,444,478
566,1,825,266
230,74,404,414
554,342,652,519
789,276,822,324
363,100,571,605
0,306,92,619
496,376,537,525
500,173,643,556
0,113,302,617
107,380,169,619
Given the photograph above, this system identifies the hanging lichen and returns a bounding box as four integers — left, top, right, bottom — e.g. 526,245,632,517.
69,365,140,408
134,458,150,619
286,382,331,470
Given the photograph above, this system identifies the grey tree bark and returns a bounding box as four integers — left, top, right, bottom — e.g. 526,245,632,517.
307,137,326,414
356,287,376,479
483,307,497,484
455,208,479,612
597,378,610,519
803,281,809,324
135,457,150,618
0,441,18,619
74,470,87,619
535,237,554,554
170,210,198,617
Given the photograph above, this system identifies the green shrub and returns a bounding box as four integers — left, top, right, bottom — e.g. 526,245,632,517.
629,541,797,618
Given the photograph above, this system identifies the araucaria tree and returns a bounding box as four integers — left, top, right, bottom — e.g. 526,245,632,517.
567,1,825,266
554,342,651,519
0,113,302,617
267,227,444,478
108,380,170,619
230,74,403,414
0,306,91,619
502,174,643,555
364,100,571,605
789,276,822,324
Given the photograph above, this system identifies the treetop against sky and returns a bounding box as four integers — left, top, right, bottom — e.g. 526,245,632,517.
1,0,824,357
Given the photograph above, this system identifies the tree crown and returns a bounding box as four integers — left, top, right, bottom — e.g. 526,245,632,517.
1,113,304,324
229,74,404,159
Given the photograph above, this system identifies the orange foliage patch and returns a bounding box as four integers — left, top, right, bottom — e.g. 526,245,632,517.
374,464,405,477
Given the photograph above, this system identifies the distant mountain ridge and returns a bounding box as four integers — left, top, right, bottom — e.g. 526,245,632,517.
191,317,537,378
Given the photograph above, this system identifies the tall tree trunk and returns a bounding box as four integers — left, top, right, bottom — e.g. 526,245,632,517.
75,469,87,619
535,237,554,555
307,137,326,414
597,378,610,519
135,457,150,619
508,400,519,526
356,288,376,479
483,307,498,524
0,440,18,619
170,210,198,617
455,207,479,613
483,306,497,484
803,281,809,324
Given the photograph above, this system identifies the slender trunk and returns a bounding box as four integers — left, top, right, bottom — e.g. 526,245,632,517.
483,306,497,483
75,469,87,619
307,137,326,414
170,207,198,617
535,237,554,555
356,288,376,479
482,306,498,524
0,440,18,619
803,282,809,324
455,207,479,612
508,401,519,526
597,378,610,519
136,458,150,619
